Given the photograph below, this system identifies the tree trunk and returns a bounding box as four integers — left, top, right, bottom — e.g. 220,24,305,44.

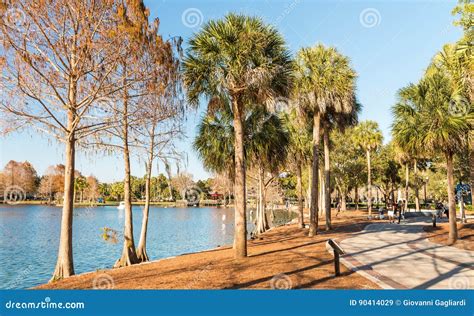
309,112,320,236
137,141,154,262
306,164,311,210
460,198,466,224
323,127,331,230
470,132,474,202
414,159,420,211
319,166,324,216
255,165,269,235
232,96,247,258
366,150,372,218
446,152,458,244
296,163,304,228
51,111,76,280
354,185,359,210
405,163,409,211
341,192,347,211
115,84,139,268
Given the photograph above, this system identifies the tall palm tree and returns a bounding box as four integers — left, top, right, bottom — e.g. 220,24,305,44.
392,84,424,211
321,97,360,230
183,14,292,257
393,71,472,243
353,120,383,218
246,108,289,235
294,44,356,236
429,42,474,206
194,104,289,235
393,143,411,210
282,109,312,228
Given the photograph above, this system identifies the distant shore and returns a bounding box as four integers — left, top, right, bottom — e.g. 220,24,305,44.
0,200,177,207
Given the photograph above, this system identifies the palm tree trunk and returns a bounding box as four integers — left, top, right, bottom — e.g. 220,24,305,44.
405,163,409,211
296,163,304,228
470,132,474,201
366,150,372,218
446,152,458,244
341,191,347,211
232,97,247,258
306,164,311,210
137,141,154,262
323,126,331,230
309,112,320,236
414,159,420,211
319,167,324,216
355,185,359,210
255,165,269,235
51,111,76,280
115,83,139,268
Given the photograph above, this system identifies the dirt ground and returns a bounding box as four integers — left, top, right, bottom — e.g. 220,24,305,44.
37,211,380,290
423,222,474,251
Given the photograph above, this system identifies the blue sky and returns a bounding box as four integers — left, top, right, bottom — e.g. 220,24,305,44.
0,0,462,182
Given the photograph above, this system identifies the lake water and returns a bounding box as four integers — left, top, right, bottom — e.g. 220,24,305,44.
0,204,293,289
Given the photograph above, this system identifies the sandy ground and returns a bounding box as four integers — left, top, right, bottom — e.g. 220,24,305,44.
37,211,380,290
424,222,474,251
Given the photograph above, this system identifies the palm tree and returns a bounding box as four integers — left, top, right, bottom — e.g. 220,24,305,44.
282,109,312,228
393,143,411,210
392,84,424,211
353,120,383,218
429,42,474,207
194,104,289,235
246,108,289,235
393,71,472,243
321,97,360,230
183,14,292,258
294,44,356,236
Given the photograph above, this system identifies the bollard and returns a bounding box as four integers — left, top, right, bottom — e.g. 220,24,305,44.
432,214,436,227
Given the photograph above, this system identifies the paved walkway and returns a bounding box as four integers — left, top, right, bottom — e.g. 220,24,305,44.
339,219,474,289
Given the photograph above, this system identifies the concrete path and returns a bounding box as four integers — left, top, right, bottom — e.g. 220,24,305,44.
339,219,474,289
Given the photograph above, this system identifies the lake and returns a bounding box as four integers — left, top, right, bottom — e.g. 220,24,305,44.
0,204,294,289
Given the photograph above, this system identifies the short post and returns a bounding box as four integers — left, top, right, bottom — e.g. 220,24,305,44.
432,213,436,227
327,239,345,277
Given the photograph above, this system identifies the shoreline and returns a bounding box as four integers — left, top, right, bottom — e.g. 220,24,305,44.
36,211,381,290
